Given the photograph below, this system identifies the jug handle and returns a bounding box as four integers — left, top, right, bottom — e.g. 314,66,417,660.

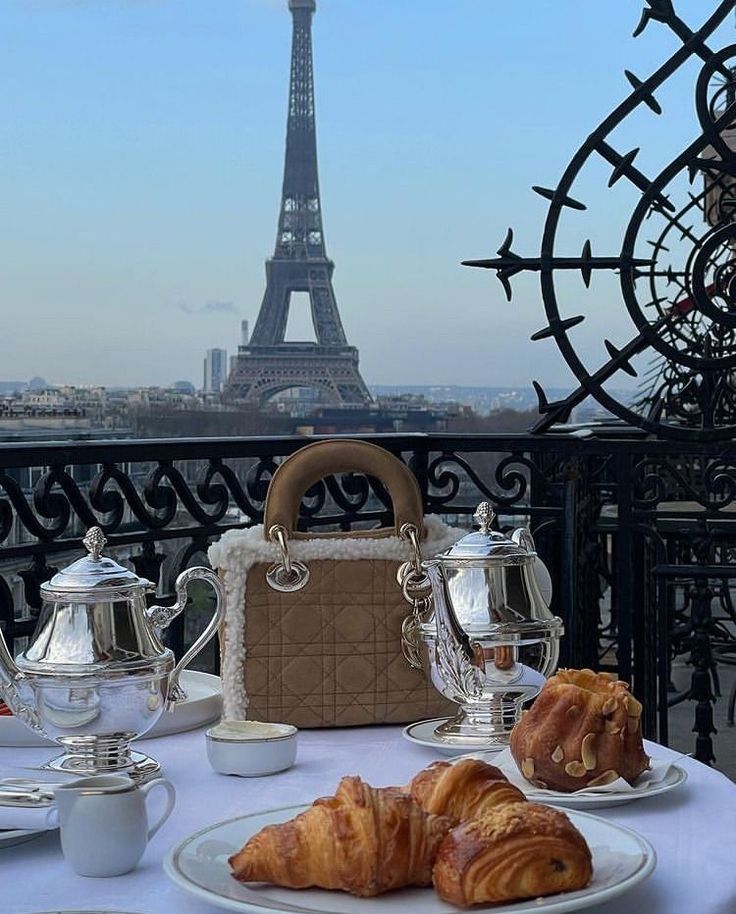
146,567,225,710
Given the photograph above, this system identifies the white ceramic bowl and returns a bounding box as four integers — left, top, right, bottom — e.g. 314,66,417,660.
205,721,298,777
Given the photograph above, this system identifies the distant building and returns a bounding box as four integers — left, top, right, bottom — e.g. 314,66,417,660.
203,349,228,395
0,381,29,395
230,323,248,378
108,386,200,415
19,385,107,424
172,380,196,395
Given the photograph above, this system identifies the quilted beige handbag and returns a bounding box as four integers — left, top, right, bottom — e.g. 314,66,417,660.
209,440,459,728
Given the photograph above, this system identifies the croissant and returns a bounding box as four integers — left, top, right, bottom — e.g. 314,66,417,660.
433,801,593,907
407,758,526,824
229,775,452,897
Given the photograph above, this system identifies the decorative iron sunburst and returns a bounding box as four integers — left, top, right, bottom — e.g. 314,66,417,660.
466,0,736,441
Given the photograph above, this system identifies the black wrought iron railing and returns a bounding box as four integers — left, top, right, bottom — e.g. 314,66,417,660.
1,431,735,765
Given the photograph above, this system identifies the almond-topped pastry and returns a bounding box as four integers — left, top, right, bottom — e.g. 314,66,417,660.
433,802,593,907
407,758,526,824
510,668,649,792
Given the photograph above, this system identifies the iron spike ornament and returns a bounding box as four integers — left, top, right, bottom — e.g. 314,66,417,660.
465,0,736,441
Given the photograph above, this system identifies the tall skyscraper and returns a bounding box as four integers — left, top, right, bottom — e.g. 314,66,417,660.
203,348,228,395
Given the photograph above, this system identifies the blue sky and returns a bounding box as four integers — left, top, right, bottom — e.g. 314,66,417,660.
0,0,730,389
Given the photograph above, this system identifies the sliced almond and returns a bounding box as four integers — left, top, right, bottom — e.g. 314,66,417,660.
551,745,564,764
587,769,618,787
624,695,642,718
601,696,617,716
566,705,580,717
564,761,587,778
627,715,640,733
521,758,535,779
604,719,621,735
581,733,597,771
530,778,549,789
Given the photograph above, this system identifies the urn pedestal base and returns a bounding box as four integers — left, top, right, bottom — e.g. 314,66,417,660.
433,698,525,748
43,737,161,783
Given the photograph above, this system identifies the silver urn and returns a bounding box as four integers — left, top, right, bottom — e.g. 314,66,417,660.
413,503,563,747
0,527,225,781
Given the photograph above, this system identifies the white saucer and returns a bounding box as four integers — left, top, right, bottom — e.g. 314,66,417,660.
518,764,688,809
0,827,50,850
402,717,506,756
460,748,689,809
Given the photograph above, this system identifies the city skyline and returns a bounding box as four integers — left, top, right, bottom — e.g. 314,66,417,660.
0,0,722,392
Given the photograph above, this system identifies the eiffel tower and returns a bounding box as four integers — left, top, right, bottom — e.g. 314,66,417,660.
223,0,372,408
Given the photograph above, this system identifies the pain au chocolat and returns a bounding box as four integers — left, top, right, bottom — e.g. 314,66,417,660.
510,668,649,792
433,801,592,907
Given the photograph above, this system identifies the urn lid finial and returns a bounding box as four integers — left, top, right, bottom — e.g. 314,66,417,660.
474,502,496,535
83,526,107,560
438,502,537,563
40,527,151,598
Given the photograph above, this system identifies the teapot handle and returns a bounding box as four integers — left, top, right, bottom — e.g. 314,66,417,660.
146,567,225,709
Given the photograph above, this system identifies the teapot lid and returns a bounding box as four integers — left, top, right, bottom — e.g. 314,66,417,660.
437,503,536,563
40,527,152,597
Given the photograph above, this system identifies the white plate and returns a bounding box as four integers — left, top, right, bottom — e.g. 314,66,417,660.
514,764,687,810
402,718,506,756
164,804,656,914
0,670,222,748
0,826,49,850
460,751,689,809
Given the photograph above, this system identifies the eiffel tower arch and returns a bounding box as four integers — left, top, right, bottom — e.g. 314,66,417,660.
223,0,372,409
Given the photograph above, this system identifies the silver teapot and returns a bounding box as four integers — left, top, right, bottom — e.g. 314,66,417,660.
403,503,563,747
0,527,224,781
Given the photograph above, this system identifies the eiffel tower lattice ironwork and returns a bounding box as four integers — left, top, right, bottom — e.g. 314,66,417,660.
223,0,372,408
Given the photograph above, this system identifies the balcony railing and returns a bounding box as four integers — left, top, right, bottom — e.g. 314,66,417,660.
1,431,734,765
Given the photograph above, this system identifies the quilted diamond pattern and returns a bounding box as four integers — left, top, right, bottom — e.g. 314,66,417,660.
236,558,454,728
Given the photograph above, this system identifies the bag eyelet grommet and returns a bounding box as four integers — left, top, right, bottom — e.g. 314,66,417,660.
266,561,310,593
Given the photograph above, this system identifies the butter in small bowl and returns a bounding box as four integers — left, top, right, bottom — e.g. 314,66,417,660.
205,720,298,777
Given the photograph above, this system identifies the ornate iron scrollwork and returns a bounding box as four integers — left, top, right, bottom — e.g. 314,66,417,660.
466,0,736,441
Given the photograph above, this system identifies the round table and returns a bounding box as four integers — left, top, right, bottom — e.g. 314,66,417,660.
2,728,734,914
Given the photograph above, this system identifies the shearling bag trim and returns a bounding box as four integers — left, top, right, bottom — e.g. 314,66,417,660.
208,515,462,720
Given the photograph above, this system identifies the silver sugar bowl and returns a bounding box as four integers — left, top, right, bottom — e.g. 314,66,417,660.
0,527,224,781
410,503,563,748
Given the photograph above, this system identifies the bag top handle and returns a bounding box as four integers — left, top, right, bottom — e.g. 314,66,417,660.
263,440,423,539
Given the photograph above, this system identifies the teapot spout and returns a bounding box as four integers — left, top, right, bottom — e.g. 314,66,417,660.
0,629,45,735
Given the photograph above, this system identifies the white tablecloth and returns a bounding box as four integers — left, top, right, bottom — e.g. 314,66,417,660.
1,728,734,914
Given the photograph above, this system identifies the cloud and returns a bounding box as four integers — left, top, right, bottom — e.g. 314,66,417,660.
178,300,239,316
